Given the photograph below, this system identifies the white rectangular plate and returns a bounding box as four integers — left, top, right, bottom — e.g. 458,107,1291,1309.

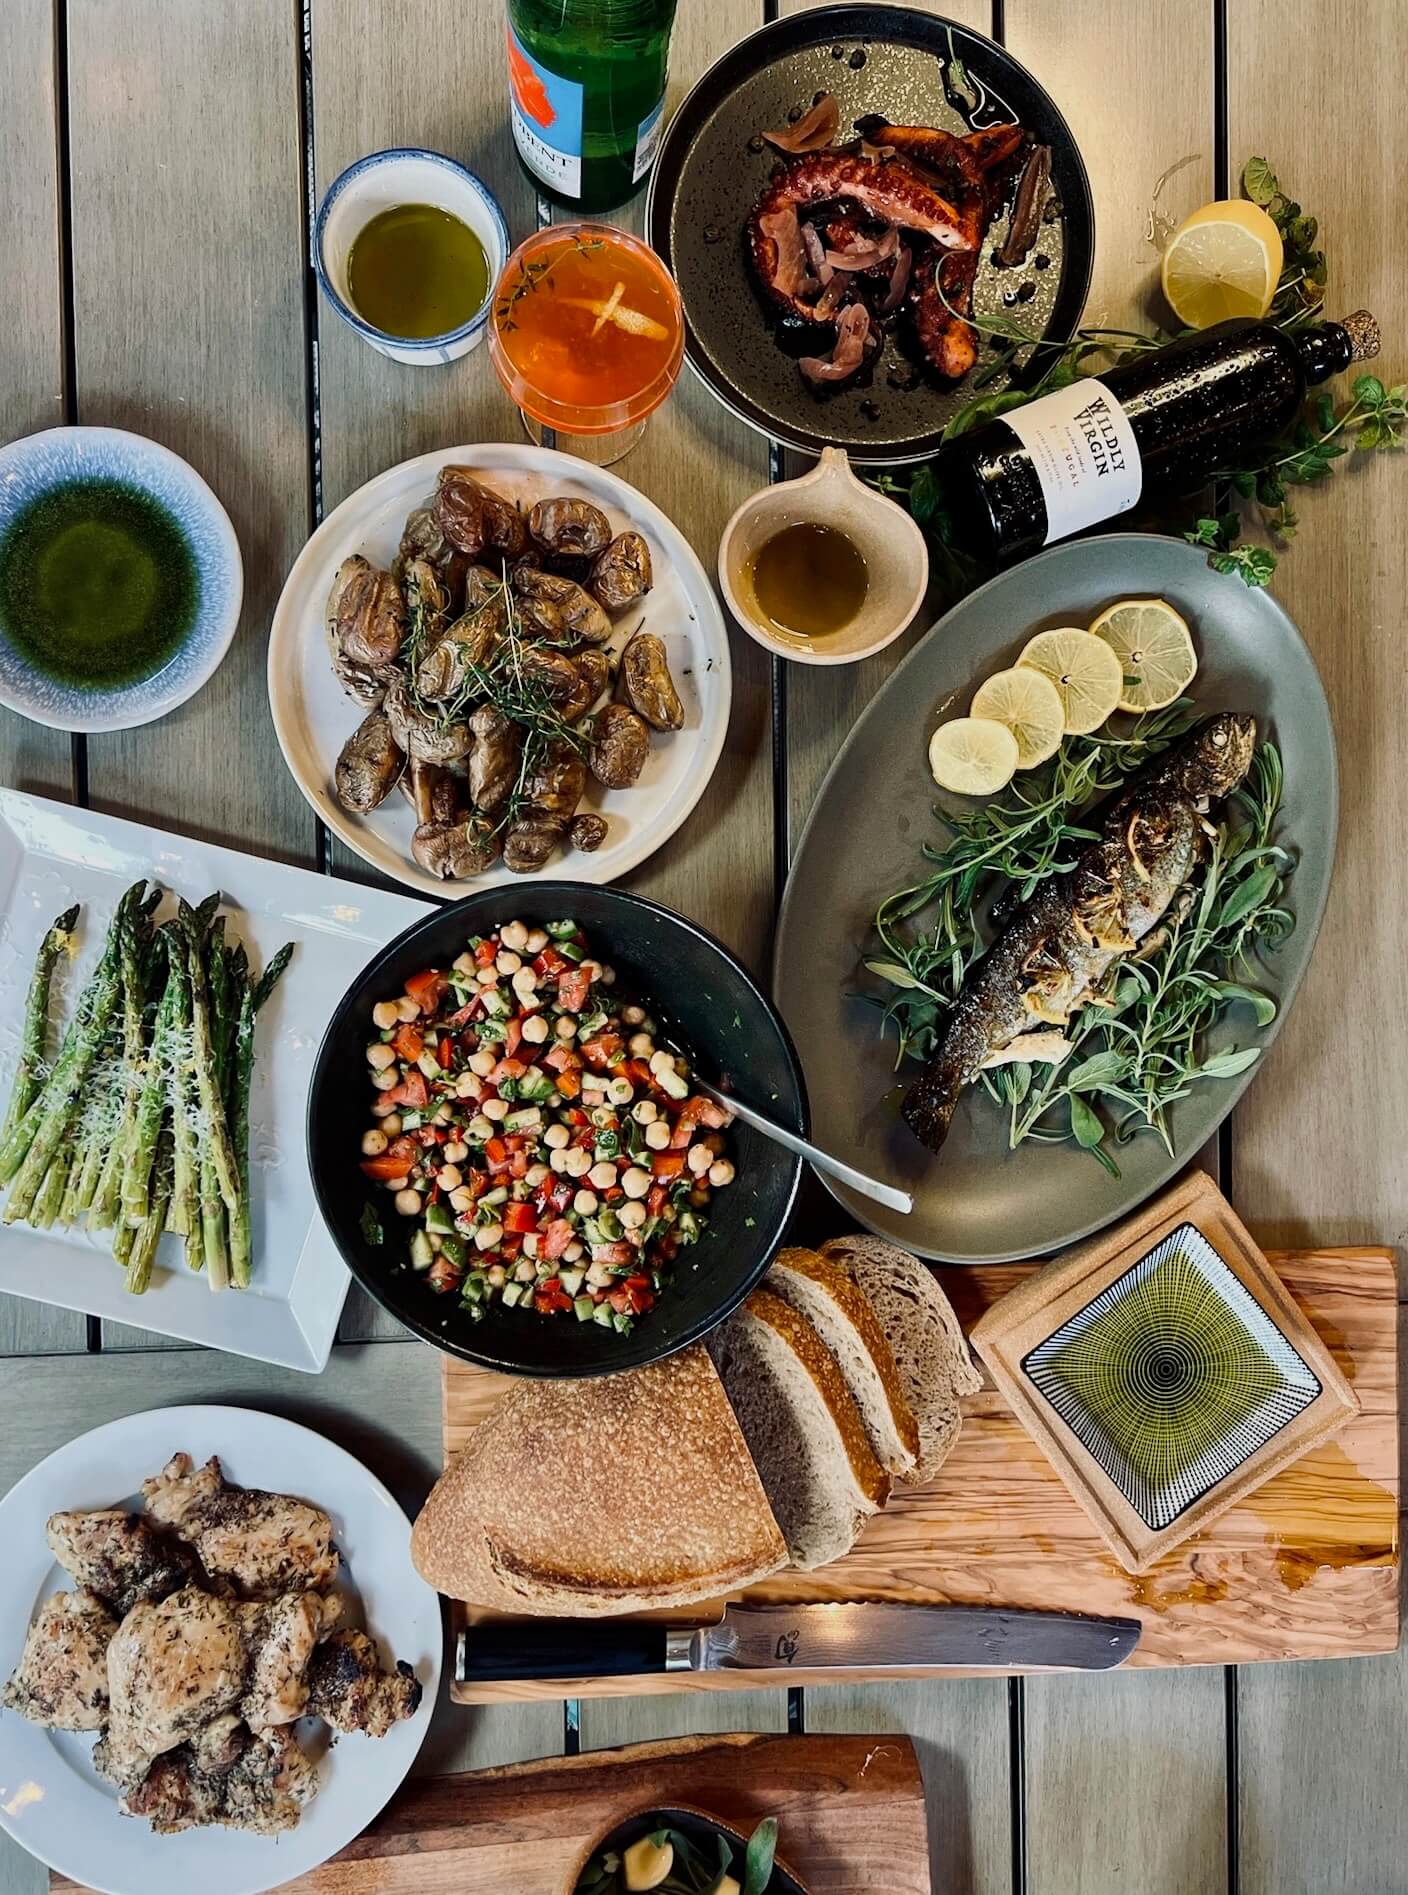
0,792,430,1370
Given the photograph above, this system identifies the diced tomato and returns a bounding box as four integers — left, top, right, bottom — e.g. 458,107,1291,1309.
385,1068,429,1110
415,1125,443,1147
437,1034,455,1070
543,1043,580,1073
625,1058,656,1091
647,1184,668,1218
555,1067,582,1099
427,1256,464,1294
534,1278,573,1315
490,1056,526,1086
505,1134,528,1152
533,946,569,978
504,1017,523,1060
500,1233,522,1259
539,1218,575,1261
669,1096,710,1148
508,1151,530,1179
607,1275,655,1316
603,1185,624,1204
360,1152,412,1182
474,938,498,967
484,1136,509,1170
557,967,591,1013
579,1032,623,1070
651,1149,686,1180
405,968,448,1010
592,1242,635,1268
566,1108,590,1127
445,1001,477,1029
503,1201,538,1235
534,1180,573,1219
390,1023,424,1062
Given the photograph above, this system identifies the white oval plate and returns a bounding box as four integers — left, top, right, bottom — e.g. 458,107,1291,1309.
0,1405,441,1895
268,443,732,900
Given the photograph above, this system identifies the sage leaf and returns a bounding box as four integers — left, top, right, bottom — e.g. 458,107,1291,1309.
742,1817,780,1895
1213,981,1278,1026
864,959,941,997
1217,863,1280,929
1198,1045,1262,1079
1069,1094,1105,1148
1066,1050,1129,1092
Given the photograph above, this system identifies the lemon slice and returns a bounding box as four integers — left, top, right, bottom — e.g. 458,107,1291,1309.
970,666,1066,769
928,717,1019,796
1017,628,1124,735
1088,598,1198,712
1160,199,1284,329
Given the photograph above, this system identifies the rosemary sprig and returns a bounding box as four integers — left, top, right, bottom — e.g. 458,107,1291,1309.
494,234,606,331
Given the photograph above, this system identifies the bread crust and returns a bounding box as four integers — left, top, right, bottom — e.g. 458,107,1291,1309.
743,1289,890,1508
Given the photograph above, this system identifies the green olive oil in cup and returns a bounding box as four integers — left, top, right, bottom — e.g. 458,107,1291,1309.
746,520,869,642
0,479,198,690
346,204,490,339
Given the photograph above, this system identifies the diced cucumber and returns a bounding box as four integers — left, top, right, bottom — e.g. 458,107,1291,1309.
593,1301,615,1326
612,1310,633,1334
497,1076,519,1102
461,1272,486,1303
501,1282,523,1309
557,939,585,962
574,1294,596,1322
677,1210,701,1244
658,1066,690,1100
424,1200,455,1235
409,1230,433,1271
596,1208,622,1242
482,987,511,1018
516,1070,555,1102
581,1218,605,1247
578,1009,608,1037
546,918,578,939
558,1267,585,1295
417,1049,442,1079
480,1185,509,1208
504,1105,542,1133
439,1233,466,1267
399,1110,424,1130
475,1018,507,1043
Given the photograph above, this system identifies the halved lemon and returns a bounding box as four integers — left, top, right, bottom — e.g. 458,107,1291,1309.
1089,597,1198,712
1160,199,1283,329
928,717,1019,796
1016,628,1124,735
970,666,1066,769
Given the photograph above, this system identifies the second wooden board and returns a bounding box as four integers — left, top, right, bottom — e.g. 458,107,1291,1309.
441,1247,1397,1701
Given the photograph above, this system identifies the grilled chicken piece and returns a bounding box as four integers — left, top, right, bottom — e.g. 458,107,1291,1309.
335,709,405,814
304,1630,422,1738
46,1508,201,1615
141,1453,339,1601
2,1589,117,1731
100,1588,249,1790
903,715,1257,1151
122,1726,320,1836
236,1592,335,1730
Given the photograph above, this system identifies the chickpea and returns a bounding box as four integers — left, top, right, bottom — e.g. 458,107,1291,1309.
621,1004,645,1026
394,1188,423,1217
573,1189,599,1216
621,1165,651,1199
543,1122,571,1150
549,1148,571,1174
453,951,477,975
648,1049,675,1077
372,1000,399,1031
467,1113,494,1139
586,1260,613,1288
704,1131,727,1155
438,1163,463,1191
380,1112,402,1135
599,965,616,986
607,1076,634,1105
564,1241,585,1263
455,1072,484,1101
433,1102,453,1125
496,949,522,975
449,1186,476,1214
628,1032,654,1058
469,1049,497,1077
618,1199,647,1230
361,1128,389,1156
521,1232,540,1261
370,1097,396,1119
481,1096,509,1122
500,919,529,951
385,1175,410,1193
587,1160,618,1191
511,965,538,997
632,1099,658,1125
486,1263,508,1288
524,927,549,953
476,964,500,986
555,1016,577,1040
525,1163,551,1187
367,1041,396,1071
564,1146,592,1178
644,1119,671,1151
708,1160,736,1188
396,995,421,1023
687,1143,713,1176
521,1013,549,1044
474,1224,504,1252
371,1068,399,1092
443,1139,469,1163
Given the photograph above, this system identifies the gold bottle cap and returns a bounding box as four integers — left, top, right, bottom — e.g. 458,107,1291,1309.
1342,310,1381,362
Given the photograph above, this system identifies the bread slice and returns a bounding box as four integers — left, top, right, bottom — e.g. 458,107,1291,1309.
708,1289,889,1570
411,1346,786,1615
820,1233,983,1486
767,1247,920,1479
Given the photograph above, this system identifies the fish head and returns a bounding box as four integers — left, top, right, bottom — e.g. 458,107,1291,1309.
1184,713,1257,799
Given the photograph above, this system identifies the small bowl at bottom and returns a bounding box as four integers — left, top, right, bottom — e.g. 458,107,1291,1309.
570,1805,810,1894
718,448,928,665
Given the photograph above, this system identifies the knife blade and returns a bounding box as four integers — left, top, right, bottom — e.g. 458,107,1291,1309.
457,1601,1141,1685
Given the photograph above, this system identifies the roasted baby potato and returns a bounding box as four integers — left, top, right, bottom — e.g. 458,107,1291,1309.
616,630,684,731
415,590,506,701
382,673,473,766
433,467,528,561
589,704,651,789
503,742,587,873
569,812,608,853
327,554,406,669
412,816,501,880
529,495,612,559
334,710,404,813
467,706,522,812
512,567,613,645
397,504,472,613
562,648,610,722
589,530,653,612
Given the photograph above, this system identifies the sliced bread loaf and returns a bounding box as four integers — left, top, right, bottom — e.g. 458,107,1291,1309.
411,1345,787,1614
767,1246,920,1479
709,1288,890,1570
820,1233,982,1486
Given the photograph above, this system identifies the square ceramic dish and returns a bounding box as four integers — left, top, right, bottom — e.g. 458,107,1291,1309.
0,791,429,1369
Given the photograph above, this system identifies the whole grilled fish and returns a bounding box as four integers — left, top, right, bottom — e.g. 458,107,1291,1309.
902,713,1257,1153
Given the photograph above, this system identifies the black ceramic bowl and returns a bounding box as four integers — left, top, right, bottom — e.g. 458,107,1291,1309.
307,883,806,1377
572,1806,809,1894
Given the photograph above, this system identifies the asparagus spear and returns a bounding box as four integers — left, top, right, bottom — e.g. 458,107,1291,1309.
31,1151,71,1230
0,903,78,1148
180,901,241,1219
0,885,140,1215
60,1021,121,1224
228,941,293,1289
120,936,178,1231
198,923,232,1289
125,1130,172,1295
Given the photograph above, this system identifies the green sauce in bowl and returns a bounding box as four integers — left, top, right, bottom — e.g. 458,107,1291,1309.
0,477,199,690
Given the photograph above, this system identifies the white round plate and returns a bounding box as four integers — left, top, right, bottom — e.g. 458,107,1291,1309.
0,1405,441,1895
268,442,732,899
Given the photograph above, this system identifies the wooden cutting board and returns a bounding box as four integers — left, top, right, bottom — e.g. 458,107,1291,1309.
443,1247,1398,1702
131,1733,929,1895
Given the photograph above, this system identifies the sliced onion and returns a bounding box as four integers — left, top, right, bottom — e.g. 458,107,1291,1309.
762,92,840,154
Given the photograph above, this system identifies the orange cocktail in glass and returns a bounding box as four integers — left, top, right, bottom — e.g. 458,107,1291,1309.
489,223,684,463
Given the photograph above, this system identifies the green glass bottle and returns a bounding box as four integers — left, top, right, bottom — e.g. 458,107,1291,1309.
506,0,679,213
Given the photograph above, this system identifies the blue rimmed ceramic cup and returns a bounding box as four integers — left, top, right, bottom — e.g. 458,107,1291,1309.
0,426,242,735
315,149,509,366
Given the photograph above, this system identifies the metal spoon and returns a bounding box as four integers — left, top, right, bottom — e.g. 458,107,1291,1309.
693,1076,913,1216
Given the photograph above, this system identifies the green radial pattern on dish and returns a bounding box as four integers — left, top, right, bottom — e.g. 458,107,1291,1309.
1022,1222,1321,1528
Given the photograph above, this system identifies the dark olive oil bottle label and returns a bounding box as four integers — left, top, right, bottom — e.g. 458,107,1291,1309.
1003,377,1142,544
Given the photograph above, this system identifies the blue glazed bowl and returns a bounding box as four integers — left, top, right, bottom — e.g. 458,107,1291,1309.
0,426,242,734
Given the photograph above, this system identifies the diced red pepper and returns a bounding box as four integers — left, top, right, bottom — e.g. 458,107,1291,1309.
651,1149,686,1180
437,1033,455,1070
508,1151,530,1180
540,1218,575,1261
543,1043,579,1073
490,1056,526,1087
555,1067,582,1099
607,1275,655,1316
533,946,569,978
592,1242,635,1268
484,1136,509,1170
669,1096,710,1149
474,938,498,968
445,1001,477,1029
557,967,591,1013
566,1108,590,1127
427,1255,464,1294
405,968,447,1010
360,1152,413,1182
625,1058,656,1090
504,1017,523,1060
647,1184,668,1218
534,1278,573,1315
500,1233,522,1259
503,1200,538,1235
390,1023,424,1062
579,1032,623,1070
535,1180,573,1218
505,1134,528,1152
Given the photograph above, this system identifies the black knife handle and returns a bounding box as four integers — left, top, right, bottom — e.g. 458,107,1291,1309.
457,1618,671,1683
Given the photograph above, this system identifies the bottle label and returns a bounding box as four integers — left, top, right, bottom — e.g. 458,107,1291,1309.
632,97,666,184
1003,376,1143,544
507,23,584,198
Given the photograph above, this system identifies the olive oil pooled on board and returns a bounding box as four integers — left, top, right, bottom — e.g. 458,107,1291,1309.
346,204,490,339
746,522,869,643
0,479,198,691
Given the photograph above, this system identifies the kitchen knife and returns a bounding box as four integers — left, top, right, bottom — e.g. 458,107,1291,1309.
457,1601,1141,1684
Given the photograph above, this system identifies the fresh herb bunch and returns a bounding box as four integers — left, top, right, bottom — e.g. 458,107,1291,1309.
875,158,1402,601
577,1816,779,1895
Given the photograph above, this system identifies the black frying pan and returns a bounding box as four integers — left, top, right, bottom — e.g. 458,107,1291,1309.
647,5,1094,465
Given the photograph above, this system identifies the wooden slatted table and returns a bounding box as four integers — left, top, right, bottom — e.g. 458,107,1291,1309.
1,3,1403,1893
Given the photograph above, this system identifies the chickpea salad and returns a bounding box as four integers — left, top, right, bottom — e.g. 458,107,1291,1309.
358,918,736,1334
